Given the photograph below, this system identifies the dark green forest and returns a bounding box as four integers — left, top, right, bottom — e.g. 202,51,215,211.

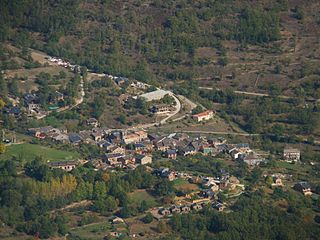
0,0,283,80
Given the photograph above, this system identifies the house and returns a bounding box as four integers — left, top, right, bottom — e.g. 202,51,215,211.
69,133,82,145
97,140,113,149
212,202,225,211
209,182,220,192
166,171,176,181
122,130,148,144
48,161,77,171
201,189,215,199
179,146,197,156
114,77,129,86
119,155,135,165
136,154,152,165
154,168,176,181
219,179,229,190
166,149,177,160
86,118,99,127
159,208,171,216
27,103,40,114
142,141,154,151
155,139,173,151
192,110,214,122
109,146,126,154
235,143,250,152
242,154,265,166
201,145,214,155
294,182,312,196
108,131,122,144
110,216,125,224
55,91,64,101
272,177,283,187
28,126,57,139
170,206,181,214
180,205,191,213
230,149,245,160
134,143,147,154
150,104,173,114
283,148,300,163
79,130,93,144
51,133,69,143
154,167,169,176
148,133,159,141
191,203,203,211
172,133,190,142
91,131,103,141
24,93,38,104
104,153,125,165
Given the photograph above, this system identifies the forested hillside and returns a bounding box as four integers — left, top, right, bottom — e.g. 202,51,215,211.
1,0,319,87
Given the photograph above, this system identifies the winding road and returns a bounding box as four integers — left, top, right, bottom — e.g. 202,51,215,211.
31,50,193,128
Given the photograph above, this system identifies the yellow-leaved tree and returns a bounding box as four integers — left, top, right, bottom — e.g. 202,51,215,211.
0,143,6,154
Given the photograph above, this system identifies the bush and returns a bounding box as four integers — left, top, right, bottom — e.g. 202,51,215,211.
142,212,153,224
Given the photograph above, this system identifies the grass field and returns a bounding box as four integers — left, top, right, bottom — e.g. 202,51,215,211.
0,143,80,162
69,221,113,240
129,190,158,208
275,161,312,173
173,178,199,192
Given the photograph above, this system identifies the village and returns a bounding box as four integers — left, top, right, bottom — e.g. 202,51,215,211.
25,112,311,220
5,52,311,212
1,50,317,240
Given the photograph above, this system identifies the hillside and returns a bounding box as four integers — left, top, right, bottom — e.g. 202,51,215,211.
1,0,319,93
1,1,320,240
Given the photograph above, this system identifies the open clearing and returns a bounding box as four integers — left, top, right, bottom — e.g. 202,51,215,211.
0,143,80,162
69,221,112,240
129,189,158,208
173,178,199,192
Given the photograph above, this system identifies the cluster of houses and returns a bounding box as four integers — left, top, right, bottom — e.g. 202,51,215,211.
27,123,269,170
156,200,225,219
47,56,81,72
152,168,243,219
150,133,226,158
153,167,243,195
151,133,266,166
226,143,266,166
5,90,66,119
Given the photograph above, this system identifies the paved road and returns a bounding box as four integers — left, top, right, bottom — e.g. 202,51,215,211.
125,92,182,130
160,93,181,124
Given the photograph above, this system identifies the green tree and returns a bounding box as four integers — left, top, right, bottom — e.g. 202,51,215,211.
142,212,153,223
138,200,148,213
93,181,107,200
0,73,8,97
